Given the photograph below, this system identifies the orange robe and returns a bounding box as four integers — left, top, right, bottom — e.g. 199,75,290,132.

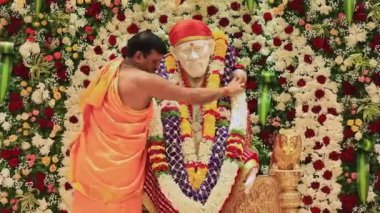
69,59,153,213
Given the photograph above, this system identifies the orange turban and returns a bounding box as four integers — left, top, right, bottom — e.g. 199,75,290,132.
169,19,212,46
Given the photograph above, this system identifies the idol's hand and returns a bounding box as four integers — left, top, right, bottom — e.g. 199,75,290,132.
244,167,258,194
233,69,247,84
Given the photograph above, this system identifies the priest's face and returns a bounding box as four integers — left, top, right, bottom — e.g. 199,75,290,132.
171,39,215,78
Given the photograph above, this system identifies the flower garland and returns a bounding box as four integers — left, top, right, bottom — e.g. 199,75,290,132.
147,32,248,211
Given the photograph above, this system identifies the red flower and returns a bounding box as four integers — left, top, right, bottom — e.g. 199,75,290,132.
148,5,155,13
370,34,380,49
340,194,358,213
284,25,294,34
34,172,46,192
85,2,102,18
329,151,340,161
311,207,321,213
207,5,218,16
310,182,320,189
343,127,355,139
121,46,128,57
304,54,313,64
273,37,282,47
368,120,380,134
315,89,325,99
94,46,103,55
317,75,326,84
259,130,273,146
323,136,330,145
371,72,380,87
323,170,332,180
327,108,338,116
297,79,306,87
108,35,117,46
251,22,263,35
127,23,139,34
318,114,326,125
302,105,309,112
12,62,30,79
109,54,116,60
246,79,257,90
305,128,315,138
192,15,203,20
159,15,168,24
1,209,12,213
80,65,90,75
0,0,9,5
234,32,243,38
342,81,357,96
57,69,67,82
375,173,380,191
284,43,293,51
288,0,305,15
38,119,49,129
8,98,24,112
278,76,287,85
248,99,257,113
6,16,24,35
69,116,78,124
64,182,73,190
230,2,240,11
243,14,252,24
323,39,332,53
354,3,367,22
44,107,54,118
84,25,93,34
311,37,324,49
218,18,229,27
287,109,296,121
286,65,295,73
340,146,356,164
8,157,19,168
1,149,12,159
83,80,91,88
117,13,126,21
302,195,313,205
251,42,262,52
323,209,330,213
313,160,324,170
263,12,272,21
311,105,321,114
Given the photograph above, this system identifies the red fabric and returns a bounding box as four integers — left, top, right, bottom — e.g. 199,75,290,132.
169,19,212,46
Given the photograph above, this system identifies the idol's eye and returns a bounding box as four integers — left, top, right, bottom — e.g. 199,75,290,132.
194,46,203,51
182,48,191,54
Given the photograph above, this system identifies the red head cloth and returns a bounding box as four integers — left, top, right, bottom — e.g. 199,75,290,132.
169,19,212,46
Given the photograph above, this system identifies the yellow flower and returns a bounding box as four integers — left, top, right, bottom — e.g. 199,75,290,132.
38,13,44,19
23,130,29,136
149,154,166,161
26,87,32,93
49,164,57,172
23,122,30,129
149,145,165,151
8,135,17,142
180,119,192,136
20,81,28,87
203,114,216,137
151,162,167,170
214,39,228,57
41,156,51,166
179,105,190,118
165,55,176,70
65,46,72,52
207,74,220,88
351,125,359,133
41,20,48,26
59,86,66,92
354,119,363,126
72,44,80,51
54,91,62,100
347,119,354,126
73,53,79,59
212,31,228,42
20,89,29,97
204,101,217,111
330,29,339,36
52,155,59,163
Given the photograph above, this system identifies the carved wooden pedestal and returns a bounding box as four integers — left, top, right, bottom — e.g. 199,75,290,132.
272,170,302,213
222,175,280,213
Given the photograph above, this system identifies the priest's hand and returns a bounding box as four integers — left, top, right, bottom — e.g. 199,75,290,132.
243,160,258,195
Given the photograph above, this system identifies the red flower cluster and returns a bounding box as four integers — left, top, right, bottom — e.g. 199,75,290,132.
251,22,263,35
1,147,21,168
85,2,102,19
353,2,367,22
340,194,358,213
370,34,380,49
12,62,30,79
8,92,24,113
340,146,356,165
288,0,305,16
6,16,24,35
341,81,357,96
368,119,380,134
311,37,331,52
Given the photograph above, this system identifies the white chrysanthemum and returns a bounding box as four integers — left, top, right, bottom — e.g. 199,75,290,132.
319,5,332,15
2,121,11,131
31,90,43,104
40,138,54,155
346,24,367,48
369,58,378,67
3,177,14,188
32,133,45,147
19,41,41,59
0,112,6,124
1,168,10,177
21,142,31,150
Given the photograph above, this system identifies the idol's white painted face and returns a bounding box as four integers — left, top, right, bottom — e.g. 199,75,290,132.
171,39,215,78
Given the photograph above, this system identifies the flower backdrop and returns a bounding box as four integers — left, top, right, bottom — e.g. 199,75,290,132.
0,0,379,212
